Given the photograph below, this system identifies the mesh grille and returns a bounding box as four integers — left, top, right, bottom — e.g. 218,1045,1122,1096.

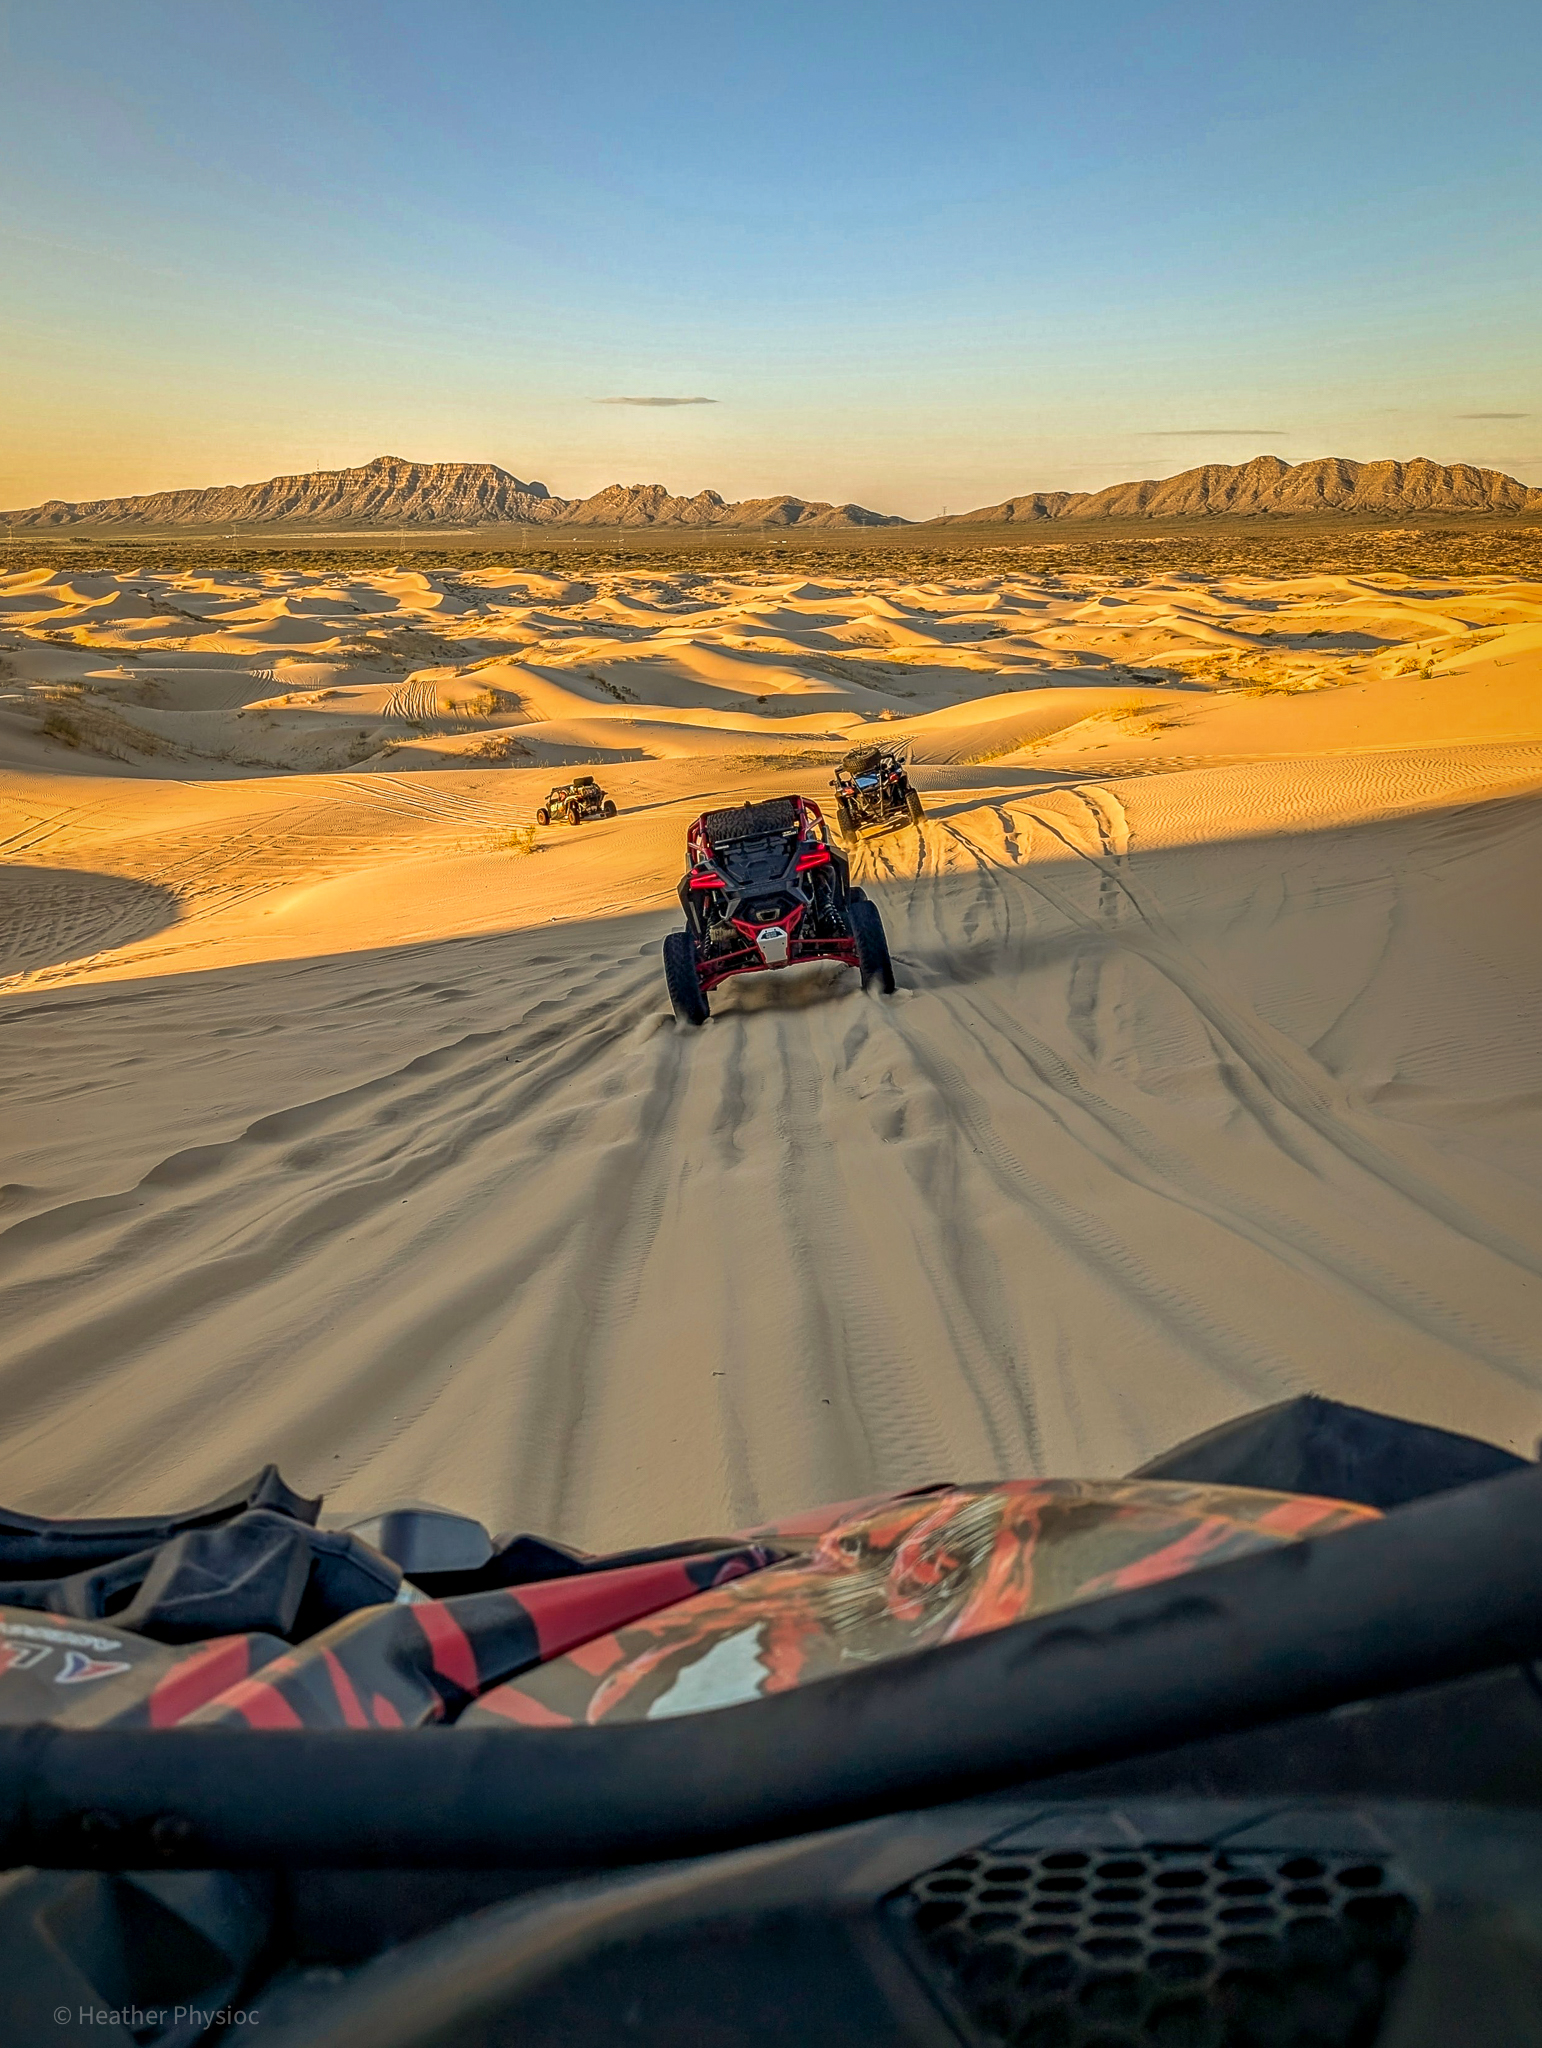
892,1844,1416,2048
701,797,800,843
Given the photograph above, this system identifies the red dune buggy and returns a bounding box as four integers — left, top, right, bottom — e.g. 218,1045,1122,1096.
663,794,894,1026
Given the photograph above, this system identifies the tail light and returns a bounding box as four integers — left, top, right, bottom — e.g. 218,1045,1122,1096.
795,845,831,871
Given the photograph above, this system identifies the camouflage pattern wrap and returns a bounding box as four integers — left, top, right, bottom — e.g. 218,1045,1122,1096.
463,1480,1377,1729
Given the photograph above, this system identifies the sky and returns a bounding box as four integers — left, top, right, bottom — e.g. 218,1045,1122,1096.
1,0,1539,519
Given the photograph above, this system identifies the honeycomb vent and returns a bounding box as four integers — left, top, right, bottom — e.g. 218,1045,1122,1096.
893,1844,1416,2048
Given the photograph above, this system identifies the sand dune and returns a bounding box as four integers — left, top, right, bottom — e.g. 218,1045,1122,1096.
2,560,1541,1546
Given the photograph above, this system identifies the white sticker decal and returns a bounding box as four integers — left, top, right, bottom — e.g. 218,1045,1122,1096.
55,1650,133,1685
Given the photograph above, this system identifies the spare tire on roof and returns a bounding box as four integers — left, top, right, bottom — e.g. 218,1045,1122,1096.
701,797,800,842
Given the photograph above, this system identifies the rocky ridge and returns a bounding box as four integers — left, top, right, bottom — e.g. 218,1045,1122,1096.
3,455,901,531
8,451,1539,535
940,454,1542,523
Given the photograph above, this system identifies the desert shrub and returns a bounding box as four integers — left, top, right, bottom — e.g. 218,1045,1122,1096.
35,695,178,761
722,749,841,771
586,670,638,702
470,732,534,761
1105,699,1189,735
42,709,81,747
473,825,541,855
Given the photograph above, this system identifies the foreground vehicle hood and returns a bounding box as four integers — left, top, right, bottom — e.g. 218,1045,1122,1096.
0,1392,1522,1736
1,1398,1539,2047
467,1478,1373,1729
0,1477,1368,1735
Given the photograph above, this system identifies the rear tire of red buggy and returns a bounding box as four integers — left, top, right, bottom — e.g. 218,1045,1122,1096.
664,931,710,1027
849,898,896,995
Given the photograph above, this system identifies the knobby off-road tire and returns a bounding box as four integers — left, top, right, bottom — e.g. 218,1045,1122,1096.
535,807,551,826
663,931,710,1027
906,787,925,826
849,898,896,994
567,803,583,826
602,799,617,818
835,797,857,844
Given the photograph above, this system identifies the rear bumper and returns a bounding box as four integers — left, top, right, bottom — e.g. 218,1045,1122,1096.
698,938,858,994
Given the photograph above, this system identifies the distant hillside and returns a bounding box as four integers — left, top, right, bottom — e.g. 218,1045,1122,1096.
2,455,904,531
933,455,1542,523
13,451,1536,537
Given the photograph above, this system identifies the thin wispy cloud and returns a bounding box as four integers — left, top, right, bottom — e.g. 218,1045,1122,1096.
1138,429,1286,438
594,395,717,407
1456,411,1529,419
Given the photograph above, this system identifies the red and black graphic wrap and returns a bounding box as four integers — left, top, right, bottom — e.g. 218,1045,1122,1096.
183,1545,777,1729
465,1479,1376,1729
0,1610,288,1727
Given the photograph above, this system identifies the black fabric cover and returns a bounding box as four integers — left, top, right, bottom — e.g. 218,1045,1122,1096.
0,1513,399,1644
0,1466,319,1580
408,1531,755,1599
294,1527,403,1639
1130,1394,1528,1509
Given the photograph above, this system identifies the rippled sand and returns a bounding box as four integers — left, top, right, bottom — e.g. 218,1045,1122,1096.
2,561,1541,1542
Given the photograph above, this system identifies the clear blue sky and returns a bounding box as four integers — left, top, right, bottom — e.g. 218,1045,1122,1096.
2,0,1538,517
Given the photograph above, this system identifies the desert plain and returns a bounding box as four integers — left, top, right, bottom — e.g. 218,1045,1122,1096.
3,536,1541,1548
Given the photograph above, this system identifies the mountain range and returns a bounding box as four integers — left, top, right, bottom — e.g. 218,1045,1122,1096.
2,456,901,531
941,454,1542,523
4,452,1538,532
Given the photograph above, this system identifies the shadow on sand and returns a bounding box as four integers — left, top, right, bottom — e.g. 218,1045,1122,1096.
0,865,182,978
